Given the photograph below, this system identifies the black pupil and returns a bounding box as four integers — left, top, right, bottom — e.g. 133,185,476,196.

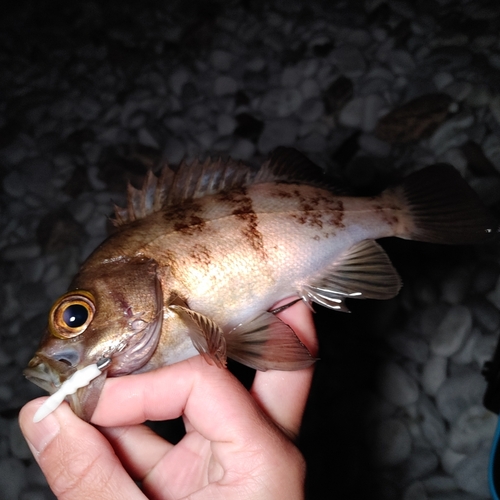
62,304,88,328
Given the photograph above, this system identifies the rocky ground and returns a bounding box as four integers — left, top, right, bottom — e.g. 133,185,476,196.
2,0,500,498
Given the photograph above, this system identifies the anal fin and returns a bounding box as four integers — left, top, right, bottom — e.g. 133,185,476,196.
301,240,402,311
226,312,316,371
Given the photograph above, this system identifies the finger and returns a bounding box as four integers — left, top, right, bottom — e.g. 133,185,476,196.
99,424,173,481
19,399,145,500
93,356,273,445
251,298,318,438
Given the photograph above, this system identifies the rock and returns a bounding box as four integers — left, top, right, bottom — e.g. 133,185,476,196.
169,67,190,95
323,75,354,114
452,444,490,497
260,88,302,117
390,49,416,75
162,136,186,165
74,96,101,121
300,78,321,99
422,355,447,396
433,72,454,90
3,170,27,198
461,140,498,176
214,75,238,96
362,94,386,132
443,82,473,102
423,475,458,493
338,97,365,128
1,242,41,262
216,114,237,136
466,84,492,108
296,98,324,122
490,95,500,125
386,331,429,364
430,306,472,357
229,139,255,160
378,361,419,407
331,45,366,78
234,113,264,141
428,113,474,155
448,405,497,454
403,448,439,481
451,330,479,365
358,133,391,157
36,209,83,253
468,297,500,332
257,118,299,154
440,447,467,476
209,49,233,71
404,481,428,500
441,267,472,305
0,457,24,500
436,373,486,423
418,395,447,449
9,419,32,460
281,65,303,87
483,134,500,172
372,418,412,466
374,93,454,143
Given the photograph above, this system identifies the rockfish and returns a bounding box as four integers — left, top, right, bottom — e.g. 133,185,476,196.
25,147,498,421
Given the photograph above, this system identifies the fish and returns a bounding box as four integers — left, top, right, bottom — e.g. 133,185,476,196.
24,147,499,421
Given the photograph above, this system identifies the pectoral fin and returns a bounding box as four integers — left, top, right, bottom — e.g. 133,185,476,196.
301,239,401,311
226,312,316,371
170,305,227,368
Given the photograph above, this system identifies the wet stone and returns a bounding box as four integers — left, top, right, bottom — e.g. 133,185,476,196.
323,75,354,114
452,444,490,497
331,45,366,78
422,355,447,396
448,405,497,455
0,457,25,500
403,481,428,500
9,419,32,460
402,448,439,482
418,395,447,450
430,305,472,357
257,118,299,154
260,88,302,117
374,93,454,143
372,418,412,466
378,361,419,407
436,373,486,424
36,209,84,253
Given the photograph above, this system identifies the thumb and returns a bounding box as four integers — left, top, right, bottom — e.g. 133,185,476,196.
19,399,144,500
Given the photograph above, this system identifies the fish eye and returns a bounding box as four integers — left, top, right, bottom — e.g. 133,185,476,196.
49,291,95,339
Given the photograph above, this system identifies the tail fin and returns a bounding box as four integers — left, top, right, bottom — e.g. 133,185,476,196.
397,164,499,244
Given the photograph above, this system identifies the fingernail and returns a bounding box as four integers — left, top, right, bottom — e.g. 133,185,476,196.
25,410,60,456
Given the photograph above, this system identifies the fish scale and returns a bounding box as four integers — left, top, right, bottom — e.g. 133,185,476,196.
24,147,499,421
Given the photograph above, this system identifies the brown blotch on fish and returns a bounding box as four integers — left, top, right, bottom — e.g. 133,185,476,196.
188,244,213,272
232,197,266,255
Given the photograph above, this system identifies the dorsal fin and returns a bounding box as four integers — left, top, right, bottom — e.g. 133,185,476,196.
112,148,326,227
256,146,325,183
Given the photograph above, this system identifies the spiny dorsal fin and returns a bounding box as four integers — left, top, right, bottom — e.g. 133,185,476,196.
113,156,255,226
255,146,325,183
112,148,327,227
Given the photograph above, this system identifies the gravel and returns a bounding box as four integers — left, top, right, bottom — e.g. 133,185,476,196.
2,0,500,498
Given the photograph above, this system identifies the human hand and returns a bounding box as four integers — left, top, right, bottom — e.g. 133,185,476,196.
19,300,317,500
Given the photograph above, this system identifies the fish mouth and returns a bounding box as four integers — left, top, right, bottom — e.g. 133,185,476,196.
24,356,75,395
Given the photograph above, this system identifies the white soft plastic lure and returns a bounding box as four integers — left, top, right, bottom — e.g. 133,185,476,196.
33,363,103,423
